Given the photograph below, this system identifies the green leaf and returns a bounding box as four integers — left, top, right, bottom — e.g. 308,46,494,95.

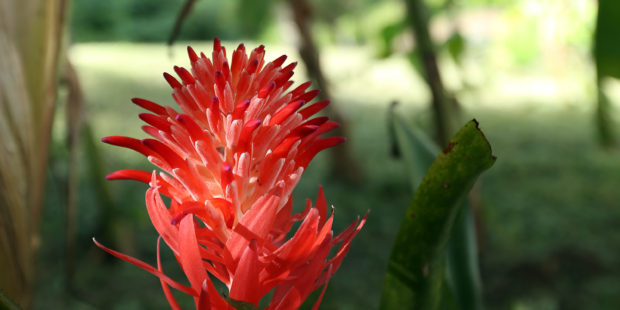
380,120,495,310
378,20,408,58
445,203,483,310
594,0,620,79
445,32,465,66
389,108,439,190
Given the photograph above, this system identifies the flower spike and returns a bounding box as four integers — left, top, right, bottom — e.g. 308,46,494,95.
95,39,365,309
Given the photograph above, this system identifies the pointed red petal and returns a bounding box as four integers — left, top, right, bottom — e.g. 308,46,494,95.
164,72,182,89
271,287,302,310
316,186,327,227
229,240,260,305
139,113,170,132
297,137,346,168
175,114,204,142
258,81,275,99
311,264,333,310
213,37,222,52
289,81,312,98
226,195,280,264
174,66,195,85
102,136,154,157
157,237,182,310
274,70,294,88
187,46,199,62
280,61,297,73
236,119,261,154
270,100,304,125
106,169,150,183
221,61,231,80
246,59,259,74
145,184,180,251
142,139,186,169
197,280,211,310
272,55,287,67
132,98,167,115
231,44,247,77
178,215,209,298
298,100,329,120
301,116,329,127
232,99,250,120
214,70,225,90
93,238,195,296
295,89,320,102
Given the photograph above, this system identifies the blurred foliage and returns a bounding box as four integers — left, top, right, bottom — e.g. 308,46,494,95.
444,32,465,66
235,0,276,38
71,0,275,42
313,0,369,25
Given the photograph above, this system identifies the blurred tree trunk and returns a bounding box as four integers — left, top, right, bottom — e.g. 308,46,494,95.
63,56,84,293
288,0,362,182
404,0,459,146
404,1,485,307
167,0,197,47
0,0,68,308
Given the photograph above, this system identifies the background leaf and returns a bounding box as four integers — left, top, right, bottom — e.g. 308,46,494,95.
594,0,620,79
445,32,465,66
378,20,407,58
390,109,440,190
445,203,483,310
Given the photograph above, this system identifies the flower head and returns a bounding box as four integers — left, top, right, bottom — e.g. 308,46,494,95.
95,39,366,309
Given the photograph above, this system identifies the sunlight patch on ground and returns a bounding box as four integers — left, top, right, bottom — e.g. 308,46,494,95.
71,39,598,119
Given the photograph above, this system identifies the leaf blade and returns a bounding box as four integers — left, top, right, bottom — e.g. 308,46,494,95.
380,120,495,310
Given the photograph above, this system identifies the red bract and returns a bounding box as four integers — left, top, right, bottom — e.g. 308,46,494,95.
95,39,366,310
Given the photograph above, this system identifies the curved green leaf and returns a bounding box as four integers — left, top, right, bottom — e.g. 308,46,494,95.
380,120,495,310
389,110,484,310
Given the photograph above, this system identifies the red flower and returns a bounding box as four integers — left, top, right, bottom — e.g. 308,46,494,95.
94,39,366,309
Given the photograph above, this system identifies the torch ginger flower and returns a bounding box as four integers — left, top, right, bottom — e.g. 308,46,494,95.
94,39,366,309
